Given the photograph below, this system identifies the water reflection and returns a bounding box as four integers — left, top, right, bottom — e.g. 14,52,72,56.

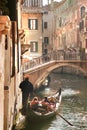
15,74,87,130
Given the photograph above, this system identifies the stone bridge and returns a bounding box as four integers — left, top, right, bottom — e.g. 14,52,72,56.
22,60,87,88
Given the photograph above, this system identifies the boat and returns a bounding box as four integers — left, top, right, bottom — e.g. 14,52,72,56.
26,88,62,122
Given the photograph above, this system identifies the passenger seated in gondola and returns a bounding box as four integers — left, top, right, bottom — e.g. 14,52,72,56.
41,97,51,112
30,97,39,110
43,97,50,103
49,97,56,108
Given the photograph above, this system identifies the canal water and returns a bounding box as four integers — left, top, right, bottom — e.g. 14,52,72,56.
15,73,87,130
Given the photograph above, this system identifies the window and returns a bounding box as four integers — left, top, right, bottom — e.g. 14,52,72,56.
85,16,87,27
30,41,38,52
44,49,48,54
86,39,87,48
79,20,84,31
81,6,85,18
44,37,49,44
31,0,39,7
44,22,47,29
59,17,62,27
28,19,38,30
44,11,48,14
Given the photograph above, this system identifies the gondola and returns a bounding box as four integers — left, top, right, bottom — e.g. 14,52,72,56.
26,88,62,122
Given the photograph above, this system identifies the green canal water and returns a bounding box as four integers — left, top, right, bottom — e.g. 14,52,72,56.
15,74,87,130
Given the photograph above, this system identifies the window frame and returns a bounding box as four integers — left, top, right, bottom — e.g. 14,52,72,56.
44,22,48,29
28,19,38,30
30,41,38,52
44,37,49,44
81,6,85,18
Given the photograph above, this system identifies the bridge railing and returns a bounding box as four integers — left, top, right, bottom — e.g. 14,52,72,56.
22,51,87,72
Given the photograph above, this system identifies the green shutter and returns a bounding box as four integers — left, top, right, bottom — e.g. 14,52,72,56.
28,19,30,29
36,42,38,52
36,19,38,30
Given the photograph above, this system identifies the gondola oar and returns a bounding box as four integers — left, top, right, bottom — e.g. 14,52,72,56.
56,112,73,126
51,108,73,126
55,111,87,128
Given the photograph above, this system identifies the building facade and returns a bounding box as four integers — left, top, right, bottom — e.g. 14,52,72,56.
22,0,43,60
0,16,22,130
21,0,58,59
79,1,87,54
42,0,56,55
0,1,24,130
54,0,87,53
42,3,56,55
21,0,87,57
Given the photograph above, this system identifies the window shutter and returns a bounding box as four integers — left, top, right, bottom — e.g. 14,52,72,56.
44,22,47,29
36,19,38,29
36,42,38,51
28,19,30,29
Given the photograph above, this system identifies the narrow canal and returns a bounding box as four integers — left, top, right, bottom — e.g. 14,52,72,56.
15,73,87,130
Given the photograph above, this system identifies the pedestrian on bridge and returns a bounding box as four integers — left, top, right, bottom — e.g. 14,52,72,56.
19,74,33,114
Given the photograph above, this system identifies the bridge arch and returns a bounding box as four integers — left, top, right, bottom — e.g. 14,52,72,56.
35,63,87,87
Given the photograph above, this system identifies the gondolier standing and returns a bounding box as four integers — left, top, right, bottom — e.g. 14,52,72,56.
19,74,33,113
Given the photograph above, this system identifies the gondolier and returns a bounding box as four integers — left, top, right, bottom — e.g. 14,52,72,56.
19,74,33,113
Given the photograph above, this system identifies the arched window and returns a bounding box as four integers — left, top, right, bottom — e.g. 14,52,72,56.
81,6,85,18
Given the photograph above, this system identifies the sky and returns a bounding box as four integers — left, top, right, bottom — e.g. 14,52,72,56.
43,0,62,5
